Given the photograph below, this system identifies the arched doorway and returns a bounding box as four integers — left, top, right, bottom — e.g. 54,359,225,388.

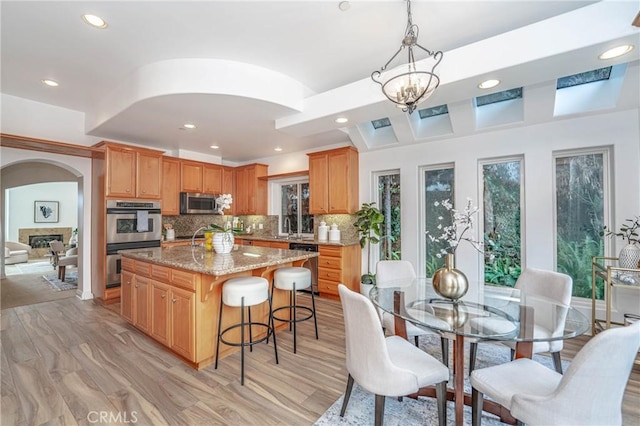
1,156,91,308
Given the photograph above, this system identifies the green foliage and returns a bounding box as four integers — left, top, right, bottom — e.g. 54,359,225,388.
425,255,441,277
603,216,640,245
354,202,386,282
483,232,521,286
557,234,604,299
484,258,521,287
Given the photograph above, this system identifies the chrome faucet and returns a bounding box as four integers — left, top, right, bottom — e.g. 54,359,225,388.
284,217,293,237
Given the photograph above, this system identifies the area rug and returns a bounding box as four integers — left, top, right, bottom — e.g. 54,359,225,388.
5,261,54,276
315,335,570,426
42,271,78,291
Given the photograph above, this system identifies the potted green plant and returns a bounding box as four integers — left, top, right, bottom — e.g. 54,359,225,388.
354,202,385,295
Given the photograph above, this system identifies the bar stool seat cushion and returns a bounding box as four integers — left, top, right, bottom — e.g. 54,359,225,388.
223,277,269,307
274,267,311,291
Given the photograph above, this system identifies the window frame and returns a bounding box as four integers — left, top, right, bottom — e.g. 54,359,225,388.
269,176,313,238
478,155,526,285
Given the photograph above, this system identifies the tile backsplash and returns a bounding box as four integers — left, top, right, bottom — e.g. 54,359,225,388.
163,213,358,243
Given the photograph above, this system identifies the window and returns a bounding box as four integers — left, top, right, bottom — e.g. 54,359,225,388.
376,171,401,260
554,150,608,299
481,158,523,287
556,67,612,89
277,179,312,236
418,104,449,119
372,117,392,129
475,87,523,107
422,165,454,277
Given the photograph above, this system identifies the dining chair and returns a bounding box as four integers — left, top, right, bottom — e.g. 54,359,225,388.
470,321,640,425
376,260,449,365
338,284,449,426
49,240,78,282
469,267,572,373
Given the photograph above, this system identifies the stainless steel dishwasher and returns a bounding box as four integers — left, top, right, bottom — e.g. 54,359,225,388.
288,242,318,295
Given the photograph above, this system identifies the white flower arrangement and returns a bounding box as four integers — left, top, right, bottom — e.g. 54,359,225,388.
427,198,483,258
216,193,233,214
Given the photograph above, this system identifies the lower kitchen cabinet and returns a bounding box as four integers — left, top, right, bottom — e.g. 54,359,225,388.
317,244,361,299
122,259,197,363
151,280,196,360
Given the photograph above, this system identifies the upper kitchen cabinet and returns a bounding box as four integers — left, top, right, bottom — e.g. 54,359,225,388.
162,157,181,215
94,141,163,199
221,166,235,215
235,164,268,215
308,147,359,214
180,160,223,194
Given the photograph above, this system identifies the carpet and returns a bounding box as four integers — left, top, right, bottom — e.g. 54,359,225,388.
5,261,54,276
42,271,78,291
315,335,570,426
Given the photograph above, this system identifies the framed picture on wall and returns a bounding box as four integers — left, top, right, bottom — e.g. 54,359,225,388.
34,201,59,223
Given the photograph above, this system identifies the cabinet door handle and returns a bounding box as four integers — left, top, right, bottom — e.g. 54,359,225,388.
172,298,177,303
135,284,139,288
126,189,131,193
161,294,166,299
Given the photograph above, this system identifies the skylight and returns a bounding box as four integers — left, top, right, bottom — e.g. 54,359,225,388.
418,104,449,119
475,88,523,107
556,67,612,90
371,118,391,129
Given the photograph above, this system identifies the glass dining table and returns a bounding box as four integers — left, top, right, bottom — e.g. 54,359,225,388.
370,278,590,426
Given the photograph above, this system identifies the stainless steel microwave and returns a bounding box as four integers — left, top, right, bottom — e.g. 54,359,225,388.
180,192,221,215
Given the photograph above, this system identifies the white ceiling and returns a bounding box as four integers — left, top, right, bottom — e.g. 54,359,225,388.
2,1,639,163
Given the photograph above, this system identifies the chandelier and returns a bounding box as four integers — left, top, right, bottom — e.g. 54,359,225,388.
371,0,443,114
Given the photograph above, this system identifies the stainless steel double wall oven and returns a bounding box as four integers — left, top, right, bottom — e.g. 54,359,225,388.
106,200,162,288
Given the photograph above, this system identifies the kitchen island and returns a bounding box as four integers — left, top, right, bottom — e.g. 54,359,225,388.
119,244,319,369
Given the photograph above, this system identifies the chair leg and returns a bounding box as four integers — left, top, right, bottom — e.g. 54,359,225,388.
414,336,419,347
374,394,385,426
552,351,563,374
310,284,319,340
267,288,278,365
469,342,478,372
248,306,253,353
240,297,246,386
214,296,224,369
436,381,447,426
510,348,516,361
441,337,449,367
293,284,298,354
339,374,355,417
471,387,484,426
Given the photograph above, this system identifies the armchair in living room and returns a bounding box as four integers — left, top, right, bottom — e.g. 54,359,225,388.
4,241,32,265
49,240,77,282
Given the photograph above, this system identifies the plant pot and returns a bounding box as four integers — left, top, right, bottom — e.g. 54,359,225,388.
432,253,469,301
360,282,374,298
618,243,640,269
213,231,234,254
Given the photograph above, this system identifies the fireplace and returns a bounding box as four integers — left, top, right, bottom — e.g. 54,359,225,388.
29,234,64,249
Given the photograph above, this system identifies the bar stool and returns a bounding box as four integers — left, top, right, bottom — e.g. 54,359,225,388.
214,276,278,385
271,267,318,354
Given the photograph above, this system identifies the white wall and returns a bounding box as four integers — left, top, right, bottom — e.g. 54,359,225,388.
6,182,78,241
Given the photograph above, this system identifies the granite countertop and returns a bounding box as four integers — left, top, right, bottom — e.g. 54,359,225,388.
119,245,319,277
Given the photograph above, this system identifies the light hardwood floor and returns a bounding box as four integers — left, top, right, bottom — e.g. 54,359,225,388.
1,292,639,425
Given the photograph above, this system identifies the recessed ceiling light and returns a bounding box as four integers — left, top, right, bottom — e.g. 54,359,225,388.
41,79,59,87
183,123,196,129
82,14,108,29
274,147,283,152
599,45,634,60
338,1,351,12
478,79,500,89
335,117,349,124
210,145,219,149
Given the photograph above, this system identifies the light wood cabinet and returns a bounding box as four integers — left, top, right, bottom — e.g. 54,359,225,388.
181,160,204,193
222,166,235,215
133,275,150,333
317,244,361,299
162,157,181,215
235,164,268,215
123,259,197,362
203,164,222,194
308,147,359,214
101,143,163,199
181,160,223,194
121,269,134,323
